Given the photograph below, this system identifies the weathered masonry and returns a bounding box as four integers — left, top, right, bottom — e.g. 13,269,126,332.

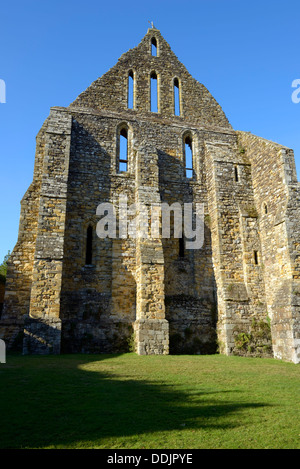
1,28,300,363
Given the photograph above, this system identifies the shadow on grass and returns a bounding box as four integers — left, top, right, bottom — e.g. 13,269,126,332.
0,354,268,448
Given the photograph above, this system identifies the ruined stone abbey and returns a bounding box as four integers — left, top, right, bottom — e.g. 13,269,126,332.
1,28,300,363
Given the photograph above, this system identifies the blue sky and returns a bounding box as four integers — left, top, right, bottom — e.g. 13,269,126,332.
0,0,300,263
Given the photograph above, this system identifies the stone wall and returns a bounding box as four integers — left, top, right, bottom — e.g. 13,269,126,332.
1,28,299,362
55,22,235,356
205,136,271,357
58,107,221,354
237,132,300,363
23,109,72,354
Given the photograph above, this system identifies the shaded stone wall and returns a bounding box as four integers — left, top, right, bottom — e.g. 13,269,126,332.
59,110,137,353
58,108,221,354
158,132,218,354
23,109,72,354
237,132,300,363
205,137,271,357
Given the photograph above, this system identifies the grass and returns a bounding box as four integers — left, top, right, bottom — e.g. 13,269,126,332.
0,353,299,449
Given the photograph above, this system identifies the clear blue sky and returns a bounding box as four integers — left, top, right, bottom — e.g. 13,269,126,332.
0,0,300,263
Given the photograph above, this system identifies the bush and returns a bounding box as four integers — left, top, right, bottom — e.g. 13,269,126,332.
0,251,11,284
233,318,272,358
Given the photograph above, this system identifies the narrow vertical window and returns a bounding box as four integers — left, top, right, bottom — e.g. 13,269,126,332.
119,128,128,172
86,225,93,265
264,203,268,214
150,72,158,112
151,37,157,56
234,166,239,182
254,251,259,265
184,136,193,178
128,71,134,109
179,237,185,258
174,78,180,116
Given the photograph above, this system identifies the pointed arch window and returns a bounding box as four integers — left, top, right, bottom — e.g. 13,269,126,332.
151,37,157,56
179,237,185,258
184,135,193,178
128,70,134,109
119,127,128,172
234,165,239,182
85,225,93,265
174,78,180,116
150,72,158,112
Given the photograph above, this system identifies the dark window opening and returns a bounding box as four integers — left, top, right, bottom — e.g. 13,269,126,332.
254,250,259,265
174,78,180,116
264,203,268,214
128,71,134,109
119,128,128,172
179,237,185,258
85,225,93,265
150,72,158,112
151,37,157,56
185,136,193,178
234,166,239,182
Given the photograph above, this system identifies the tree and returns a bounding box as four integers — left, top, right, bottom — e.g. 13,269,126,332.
0,251,10,284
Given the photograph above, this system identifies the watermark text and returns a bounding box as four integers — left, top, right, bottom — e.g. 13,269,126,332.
292,79,300,103
0,79,6,103
96,195,204,250
0,339,6,363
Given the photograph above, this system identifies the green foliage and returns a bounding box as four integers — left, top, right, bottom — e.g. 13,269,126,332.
204,214,211,227
233,318,272,358
235,332,251,351
245,206,259,218
127,332,136,353
0,251,10,284
216,339,225,354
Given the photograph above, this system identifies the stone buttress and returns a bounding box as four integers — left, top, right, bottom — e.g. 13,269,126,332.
23,108,72,354
206,139,270,357
237,132,300,363
134,142,169,354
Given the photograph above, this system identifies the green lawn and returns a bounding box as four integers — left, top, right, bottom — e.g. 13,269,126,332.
0,353,299,449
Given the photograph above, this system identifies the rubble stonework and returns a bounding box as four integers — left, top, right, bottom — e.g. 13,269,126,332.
0,28,299,362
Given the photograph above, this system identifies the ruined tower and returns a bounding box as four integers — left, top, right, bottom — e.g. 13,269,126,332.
1,28,299,363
